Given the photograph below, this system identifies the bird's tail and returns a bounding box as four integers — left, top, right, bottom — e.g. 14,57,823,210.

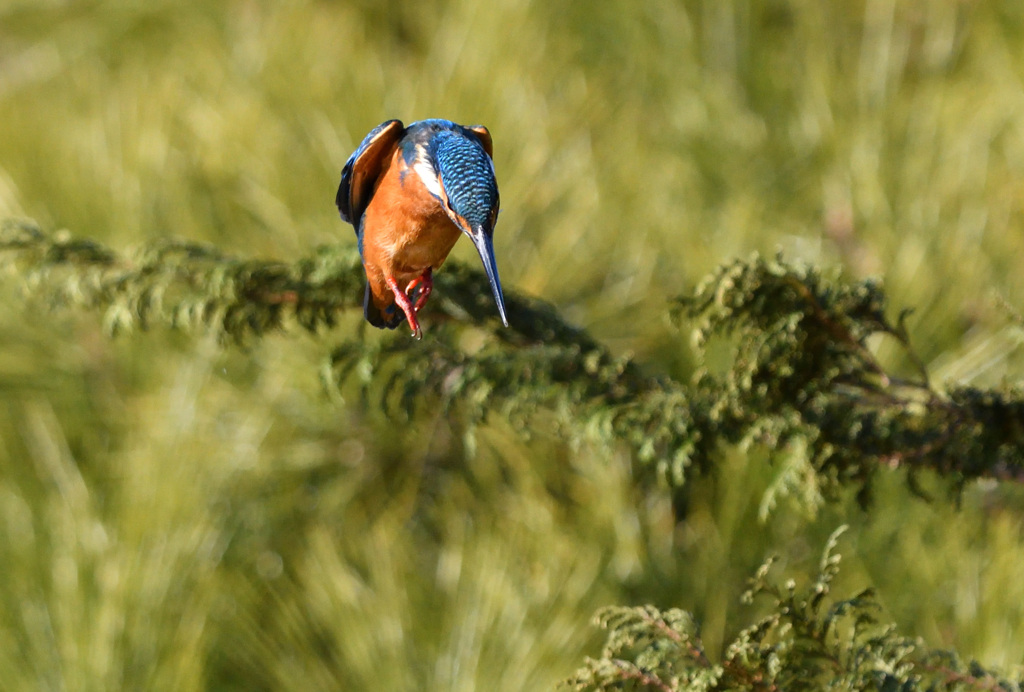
363,284,405,330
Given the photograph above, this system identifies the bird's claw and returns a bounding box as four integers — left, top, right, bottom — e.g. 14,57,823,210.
405,269,434,313
386,275,424,339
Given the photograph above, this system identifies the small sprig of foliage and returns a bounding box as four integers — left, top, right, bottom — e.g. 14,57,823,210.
564,527,1022,691
2,219,1023,504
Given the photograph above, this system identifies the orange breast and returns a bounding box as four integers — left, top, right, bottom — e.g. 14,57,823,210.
359,149,462,308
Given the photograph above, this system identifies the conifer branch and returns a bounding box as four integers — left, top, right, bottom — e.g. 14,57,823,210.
3,219,1023,502
0,219,364,340
675,254,1024,499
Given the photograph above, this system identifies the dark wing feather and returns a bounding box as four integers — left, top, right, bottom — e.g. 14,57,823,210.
336,119,405,228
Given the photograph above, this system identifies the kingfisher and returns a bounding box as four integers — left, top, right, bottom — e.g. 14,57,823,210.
336,118,509,339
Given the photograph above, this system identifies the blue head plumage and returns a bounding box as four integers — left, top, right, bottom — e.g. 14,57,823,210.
429,129,499,231
402,120,508,326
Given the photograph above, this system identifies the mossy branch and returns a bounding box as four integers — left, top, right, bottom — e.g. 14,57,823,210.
2,219,1023,505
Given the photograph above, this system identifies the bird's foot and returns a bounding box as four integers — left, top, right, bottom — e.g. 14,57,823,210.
405,268,433,312
385,275,423,339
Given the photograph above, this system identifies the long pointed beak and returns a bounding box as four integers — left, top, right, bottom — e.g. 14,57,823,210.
470,230,509,327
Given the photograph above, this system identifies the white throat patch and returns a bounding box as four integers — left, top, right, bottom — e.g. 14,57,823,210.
411,147,443,199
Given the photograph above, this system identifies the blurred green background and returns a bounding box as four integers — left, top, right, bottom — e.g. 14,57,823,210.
1,1,1024,689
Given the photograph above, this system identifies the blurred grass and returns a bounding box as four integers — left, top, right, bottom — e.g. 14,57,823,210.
1,0,1024,689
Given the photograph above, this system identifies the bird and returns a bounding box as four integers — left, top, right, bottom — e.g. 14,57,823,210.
336,118,509,339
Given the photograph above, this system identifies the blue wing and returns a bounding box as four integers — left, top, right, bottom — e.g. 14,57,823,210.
336,120,405,232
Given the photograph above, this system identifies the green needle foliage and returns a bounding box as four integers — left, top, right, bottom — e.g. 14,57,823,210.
0,218,364,340
677,255,1024,506
5,219,1023,688
4,2,1024,689
4,218,1021,512
565,527,1022,691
